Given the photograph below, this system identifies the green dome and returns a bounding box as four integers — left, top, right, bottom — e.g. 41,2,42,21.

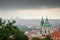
43,22,52,27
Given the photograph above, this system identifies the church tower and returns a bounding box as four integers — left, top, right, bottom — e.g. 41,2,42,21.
45,17,48,23
40,17,53,35
41,17,44,26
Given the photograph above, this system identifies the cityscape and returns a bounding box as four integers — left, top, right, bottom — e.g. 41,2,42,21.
0,0,60,40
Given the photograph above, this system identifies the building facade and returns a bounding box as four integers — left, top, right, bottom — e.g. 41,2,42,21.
40,17,54,35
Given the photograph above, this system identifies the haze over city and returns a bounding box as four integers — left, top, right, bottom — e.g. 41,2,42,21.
0,0,60,40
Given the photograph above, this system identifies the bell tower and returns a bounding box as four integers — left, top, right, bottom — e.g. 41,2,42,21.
41,17,44,26
40,17,53,35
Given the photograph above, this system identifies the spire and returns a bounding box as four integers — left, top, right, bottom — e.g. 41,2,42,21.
41,17,44,26
45,17,48,21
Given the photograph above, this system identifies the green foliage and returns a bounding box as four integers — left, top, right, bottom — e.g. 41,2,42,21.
32,37,40,40
42,36,51,40
0,17,28,40
0,18,2,26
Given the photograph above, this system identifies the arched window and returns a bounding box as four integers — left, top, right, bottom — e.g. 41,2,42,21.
40,30,42,34
49,30,50,34
45,29,46,33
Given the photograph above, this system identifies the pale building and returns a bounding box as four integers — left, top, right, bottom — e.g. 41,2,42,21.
40,17,54,35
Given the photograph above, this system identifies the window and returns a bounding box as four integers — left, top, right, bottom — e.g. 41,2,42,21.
49,30,50,34
45,29,46,33
40,30,42,34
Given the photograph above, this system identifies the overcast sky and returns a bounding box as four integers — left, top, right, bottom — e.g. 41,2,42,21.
0,0,60,19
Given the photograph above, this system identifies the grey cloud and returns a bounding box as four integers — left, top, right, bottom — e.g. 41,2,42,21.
0,0,60,10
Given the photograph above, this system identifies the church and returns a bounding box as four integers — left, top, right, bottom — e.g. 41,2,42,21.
40,17,54,35
25,17,56,38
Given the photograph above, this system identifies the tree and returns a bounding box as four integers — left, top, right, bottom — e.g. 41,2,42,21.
0,17,28,40
32,37,40,40
42,36,51,40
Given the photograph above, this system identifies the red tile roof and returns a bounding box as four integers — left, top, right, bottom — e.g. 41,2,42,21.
50,31,60,40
